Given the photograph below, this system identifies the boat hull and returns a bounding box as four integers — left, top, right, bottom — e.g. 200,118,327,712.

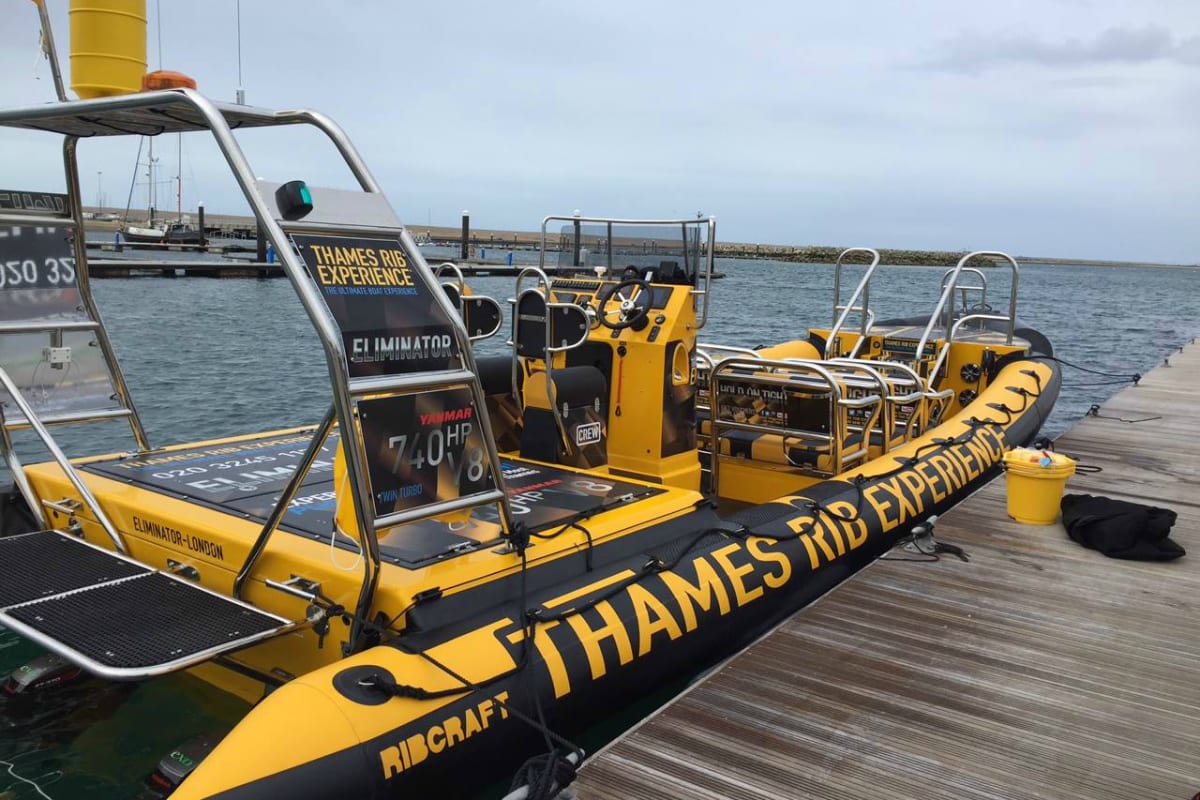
121,224,166,244
172,357,1059,800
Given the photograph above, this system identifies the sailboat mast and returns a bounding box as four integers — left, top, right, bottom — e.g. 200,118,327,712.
147,137,155,226
176,133,182,218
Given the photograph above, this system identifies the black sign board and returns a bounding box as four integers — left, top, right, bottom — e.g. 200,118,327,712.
481,460,660,531
291,233,462,378
0,225,84,320
0,190,68,214
358,388,494,517
82,432,339,536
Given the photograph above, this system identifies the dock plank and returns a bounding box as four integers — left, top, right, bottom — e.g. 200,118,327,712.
574,343,1200,799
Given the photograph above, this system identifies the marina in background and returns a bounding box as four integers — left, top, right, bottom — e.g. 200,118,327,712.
70,208,1198,275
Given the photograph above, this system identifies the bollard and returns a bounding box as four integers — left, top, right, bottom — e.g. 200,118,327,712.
461,210,470,260
572,210,582,267
256,220,267,263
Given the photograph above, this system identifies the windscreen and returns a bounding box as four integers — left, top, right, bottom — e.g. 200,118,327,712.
550,221,704,284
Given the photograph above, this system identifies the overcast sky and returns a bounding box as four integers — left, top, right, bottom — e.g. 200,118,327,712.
2,1,1197,262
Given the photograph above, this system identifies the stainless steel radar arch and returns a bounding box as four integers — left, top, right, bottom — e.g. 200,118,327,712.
0,88,517,652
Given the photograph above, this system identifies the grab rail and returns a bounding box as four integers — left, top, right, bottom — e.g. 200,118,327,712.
509,266,590,454
914,251,1020,366
827,247,881,358
435,261,465,295
707,356,882,490
926,313,1012,387
940,266,989,319
829,357,946,442
0,367,125,552
794,357,891,452
510,266,554,411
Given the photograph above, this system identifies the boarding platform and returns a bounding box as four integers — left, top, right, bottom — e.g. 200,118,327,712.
0,530,292,679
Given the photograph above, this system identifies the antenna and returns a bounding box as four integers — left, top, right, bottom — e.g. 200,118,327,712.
30,0,67,101
235,0,245,104
155,0,163,70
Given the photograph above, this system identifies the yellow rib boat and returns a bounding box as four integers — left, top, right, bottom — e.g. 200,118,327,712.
0,5,1059,798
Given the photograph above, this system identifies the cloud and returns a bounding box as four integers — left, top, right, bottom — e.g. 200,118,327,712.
917,25,1200,73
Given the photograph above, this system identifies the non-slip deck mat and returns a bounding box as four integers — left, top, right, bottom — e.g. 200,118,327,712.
0,531,148,607
5,571,285,669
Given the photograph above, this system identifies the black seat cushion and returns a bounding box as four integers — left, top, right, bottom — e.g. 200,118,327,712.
520,366,609,468
476,354,515,397
550,365,607,409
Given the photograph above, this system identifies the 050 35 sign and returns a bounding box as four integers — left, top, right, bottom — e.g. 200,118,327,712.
0,256,76,289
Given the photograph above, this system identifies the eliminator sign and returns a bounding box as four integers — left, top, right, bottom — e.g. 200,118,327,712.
292,233,463,378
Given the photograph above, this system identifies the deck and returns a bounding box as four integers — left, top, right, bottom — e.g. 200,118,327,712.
573,341,1200,799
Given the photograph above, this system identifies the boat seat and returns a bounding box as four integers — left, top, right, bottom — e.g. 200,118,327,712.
476,354,515,398
521,365,608,469
641,260,692,286
474,354,523,452
867,429,908,458
0,530,293,679
696,351,886,477
698,413,865,475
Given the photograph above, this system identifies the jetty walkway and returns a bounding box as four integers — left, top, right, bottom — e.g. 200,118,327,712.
573,341,1200,799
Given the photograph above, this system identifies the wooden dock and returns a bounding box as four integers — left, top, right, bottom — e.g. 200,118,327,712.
573,342,1200,800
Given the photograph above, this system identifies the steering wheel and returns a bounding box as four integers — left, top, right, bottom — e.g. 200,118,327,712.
598,278,652,330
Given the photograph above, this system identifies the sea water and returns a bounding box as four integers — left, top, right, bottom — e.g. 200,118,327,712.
0,259,1197,797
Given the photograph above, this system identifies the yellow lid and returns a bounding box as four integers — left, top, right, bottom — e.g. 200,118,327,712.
1003,447,1076,476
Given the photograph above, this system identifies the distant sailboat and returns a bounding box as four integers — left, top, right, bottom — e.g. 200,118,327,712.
121,136,167,244
161,133,202,245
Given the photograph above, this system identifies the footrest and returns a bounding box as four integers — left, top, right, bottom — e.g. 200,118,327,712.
0,531,294,679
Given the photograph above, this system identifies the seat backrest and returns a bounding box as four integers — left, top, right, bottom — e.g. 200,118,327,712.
514,289,550,360
520,365,608,468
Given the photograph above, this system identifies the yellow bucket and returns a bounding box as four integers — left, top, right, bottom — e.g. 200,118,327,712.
69,0,147,99
1002,447,1076,525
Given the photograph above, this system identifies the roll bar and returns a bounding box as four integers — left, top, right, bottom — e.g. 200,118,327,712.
0,88,517,653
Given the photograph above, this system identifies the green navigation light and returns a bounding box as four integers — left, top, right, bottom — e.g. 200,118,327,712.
275,180,314,221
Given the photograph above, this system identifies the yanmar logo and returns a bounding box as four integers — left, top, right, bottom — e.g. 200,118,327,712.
420,407,473,426
575,421,602,446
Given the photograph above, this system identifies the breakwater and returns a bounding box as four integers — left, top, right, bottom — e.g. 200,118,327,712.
80,210,1196,271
